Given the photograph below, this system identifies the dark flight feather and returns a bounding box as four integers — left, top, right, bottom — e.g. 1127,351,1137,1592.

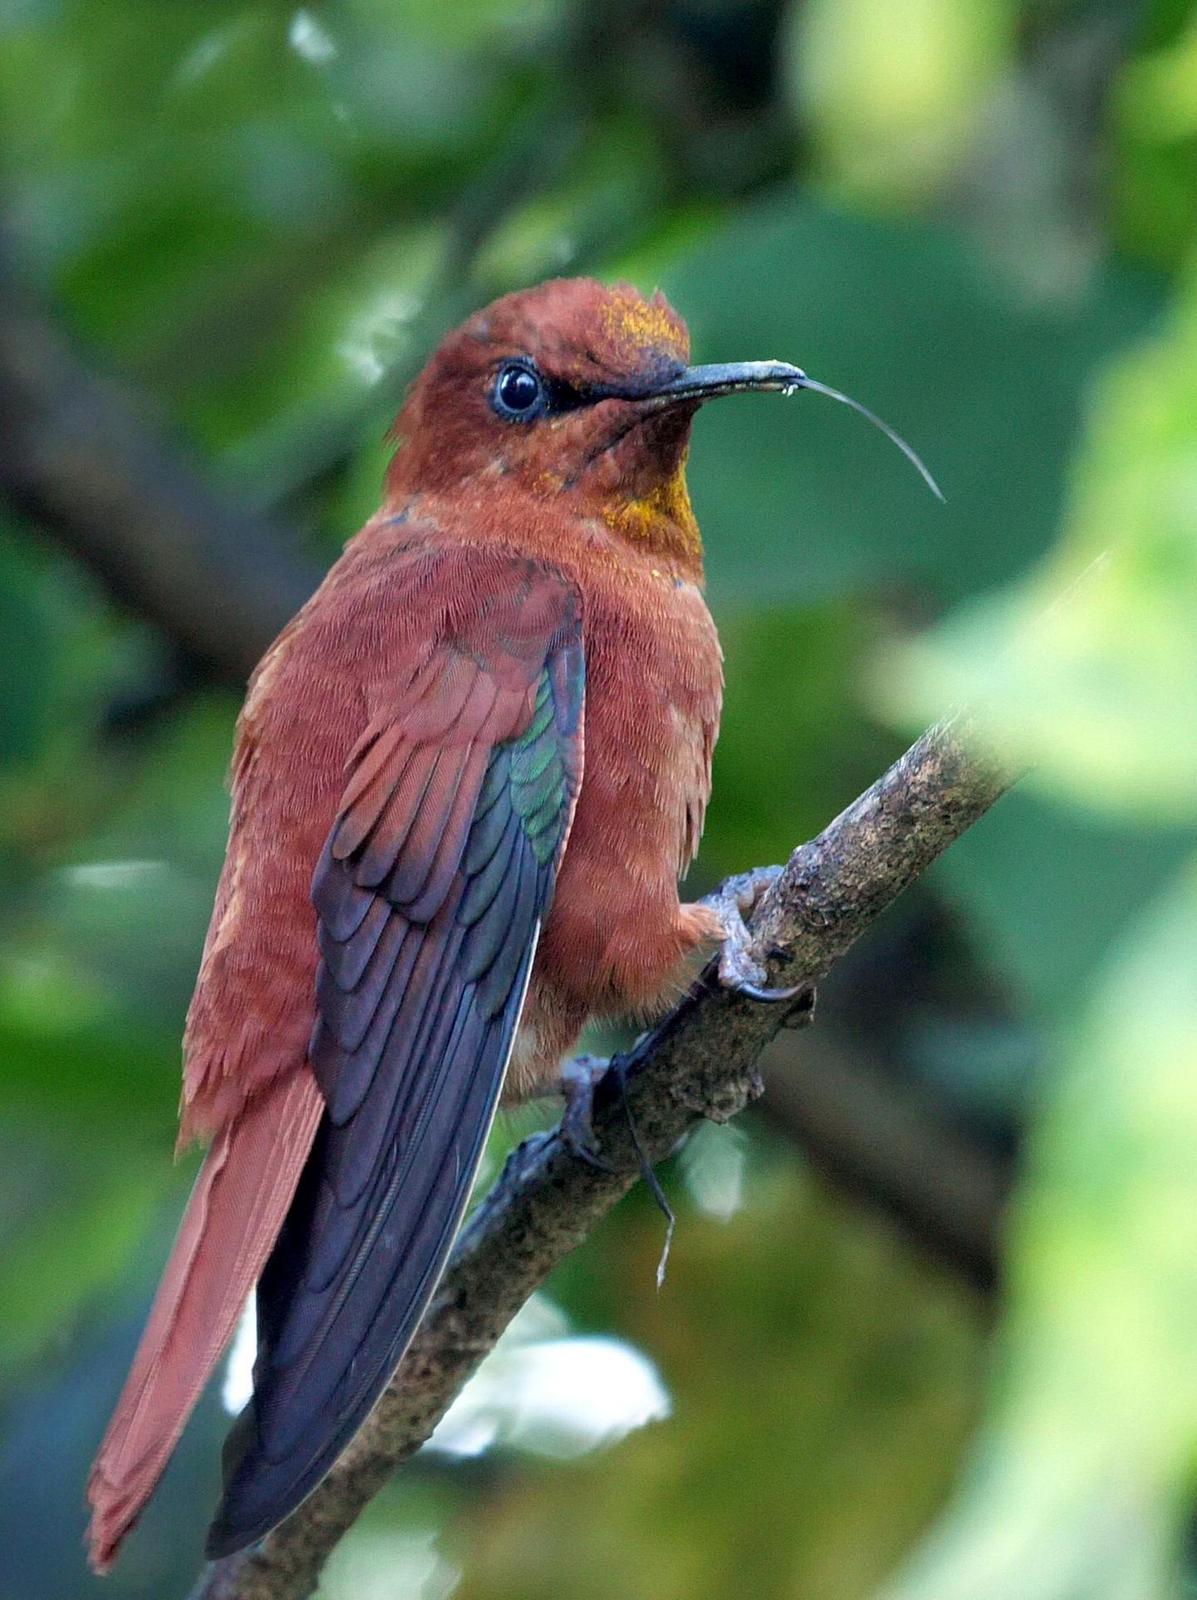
207,563,584,1556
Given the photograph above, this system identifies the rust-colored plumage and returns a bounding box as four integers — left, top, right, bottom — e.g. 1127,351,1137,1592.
88,276,810,1569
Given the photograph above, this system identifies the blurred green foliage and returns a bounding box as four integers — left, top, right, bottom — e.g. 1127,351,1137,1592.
1,1,1196,1597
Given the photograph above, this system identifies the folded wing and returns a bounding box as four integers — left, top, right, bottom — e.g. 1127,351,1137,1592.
208,556,584,1555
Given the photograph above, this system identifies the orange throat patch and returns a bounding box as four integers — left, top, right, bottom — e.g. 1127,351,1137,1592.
600,456,702,570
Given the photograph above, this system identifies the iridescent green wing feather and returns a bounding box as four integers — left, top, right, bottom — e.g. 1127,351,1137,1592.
209,553,583,1557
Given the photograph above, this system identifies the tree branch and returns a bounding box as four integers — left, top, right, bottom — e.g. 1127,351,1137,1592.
760,1027,1010,1296
0,238,321,684
189,718,1011,1600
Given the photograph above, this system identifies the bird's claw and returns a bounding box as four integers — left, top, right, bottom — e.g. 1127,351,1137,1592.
701,866,813,1009
559,1052,676,1285
734,977,809,1004
559,1054,615,1172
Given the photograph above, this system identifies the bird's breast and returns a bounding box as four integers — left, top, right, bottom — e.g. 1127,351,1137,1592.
534,559,723,1019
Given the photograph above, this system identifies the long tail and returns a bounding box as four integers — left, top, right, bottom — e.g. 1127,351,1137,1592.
87,1071,323,1573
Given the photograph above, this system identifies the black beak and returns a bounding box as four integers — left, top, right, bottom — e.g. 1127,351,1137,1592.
639,360,944,501
649,360,808,402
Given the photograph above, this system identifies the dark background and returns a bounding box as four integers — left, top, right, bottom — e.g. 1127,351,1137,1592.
1,2,1195,1597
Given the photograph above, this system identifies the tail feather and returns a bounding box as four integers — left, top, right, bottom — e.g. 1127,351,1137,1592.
86,1071,323,1573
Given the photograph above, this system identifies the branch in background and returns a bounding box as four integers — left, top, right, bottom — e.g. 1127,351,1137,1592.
0,72,586,678
760,1027,1010,1296
0,82,579,686
0,0,797,683
237,98,589,510
190,719,1012,1600
0,238,320,684
755,893,1023,1297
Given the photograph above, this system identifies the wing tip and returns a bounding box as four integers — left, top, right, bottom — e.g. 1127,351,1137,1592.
204,1399,272,1559
204,1458,313,1561
205,1474,294,1562
204,1512,258,1562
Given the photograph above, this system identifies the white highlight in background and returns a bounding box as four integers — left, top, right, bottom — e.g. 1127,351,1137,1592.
681,1119,748,1221
288,10,338,65
322,1529,459,1600
428,1295,670,1460
223,1293,670,1461
222,1297,257,1415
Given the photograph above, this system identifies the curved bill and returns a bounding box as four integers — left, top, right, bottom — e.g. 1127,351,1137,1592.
646,360,944,502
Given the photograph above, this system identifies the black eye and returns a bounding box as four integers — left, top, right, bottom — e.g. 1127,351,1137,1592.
493,359,546,421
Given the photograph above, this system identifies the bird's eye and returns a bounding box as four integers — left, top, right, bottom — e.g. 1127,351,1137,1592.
492,360,547,421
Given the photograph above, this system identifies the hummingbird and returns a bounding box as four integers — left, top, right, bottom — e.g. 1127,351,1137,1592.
87,276,937,1569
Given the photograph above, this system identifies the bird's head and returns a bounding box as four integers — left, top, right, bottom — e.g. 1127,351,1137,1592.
386,276,939,571
386,277,789,568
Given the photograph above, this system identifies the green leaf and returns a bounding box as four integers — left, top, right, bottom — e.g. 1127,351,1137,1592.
0,536,53,768
659,194,1163,612
877,249,1197,822
926,788,1197,1017
788,0,1017,204
0,1138,170,1378
700,599,900,879
880,860,1197,1600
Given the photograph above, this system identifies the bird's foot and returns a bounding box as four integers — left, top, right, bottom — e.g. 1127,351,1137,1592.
559,1054,614,1172
701,866,813,1008
559,1052,676,1286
